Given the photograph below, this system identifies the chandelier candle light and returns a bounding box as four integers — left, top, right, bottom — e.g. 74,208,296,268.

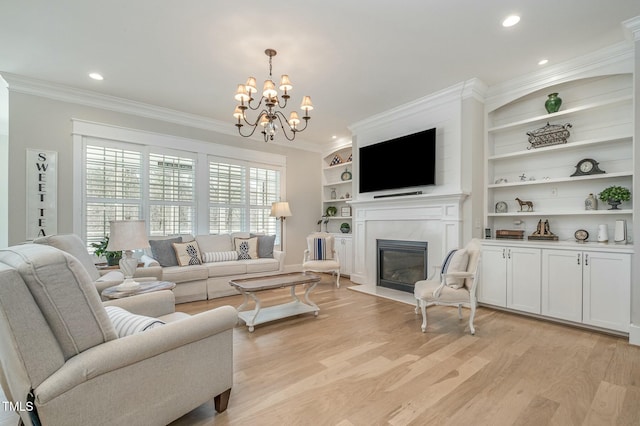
234,49,313,142
106,220,150,290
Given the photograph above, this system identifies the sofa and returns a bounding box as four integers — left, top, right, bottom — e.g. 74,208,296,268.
145,233,285,304
0,243,237,426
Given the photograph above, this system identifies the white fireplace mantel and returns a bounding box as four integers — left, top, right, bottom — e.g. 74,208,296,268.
350,192,468,290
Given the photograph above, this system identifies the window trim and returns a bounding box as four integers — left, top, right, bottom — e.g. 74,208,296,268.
72,120,287,240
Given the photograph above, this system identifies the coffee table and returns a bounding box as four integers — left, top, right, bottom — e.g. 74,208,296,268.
102,280,176,299
229,272,321,332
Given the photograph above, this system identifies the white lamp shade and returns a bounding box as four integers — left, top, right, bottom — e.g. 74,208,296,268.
106,220,149,251
270,201,292,218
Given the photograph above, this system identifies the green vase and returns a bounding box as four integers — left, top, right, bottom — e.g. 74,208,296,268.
545,93,562,113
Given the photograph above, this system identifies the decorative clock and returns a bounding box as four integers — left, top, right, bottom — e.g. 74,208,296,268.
570,158,605,177
341,169,352,181
495,201,508,213
574,229,589,243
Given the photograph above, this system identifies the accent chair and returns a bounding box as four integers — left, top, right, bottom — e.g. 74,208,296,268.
302,232,341,287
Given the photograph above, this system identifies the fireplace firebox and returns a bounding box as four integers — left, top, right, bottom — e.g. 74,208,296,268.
376,239,428,293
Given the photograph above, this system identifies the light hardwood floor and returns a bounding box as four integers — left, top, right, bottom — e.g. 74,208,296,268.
170,275,640,426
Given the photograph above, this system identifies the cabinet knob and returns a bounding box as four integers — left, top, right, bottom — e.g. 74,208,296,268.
585,253,589,266
577,253,581,265
502,248,506,259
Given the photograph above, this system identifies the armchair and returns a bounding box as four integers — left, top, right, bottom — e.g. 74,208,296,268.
0,243,237,425
302,232,341,287
34,234,162,295
414,239,482,334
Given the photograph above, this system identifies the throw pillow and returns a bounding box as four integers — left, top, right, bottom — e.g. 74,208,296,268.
105,306,165,337
149,237,182,267
309,237,333,260
250,233,276,258
202,251,238,263
173,241,203,266
234,237,258,260
445,249,469,289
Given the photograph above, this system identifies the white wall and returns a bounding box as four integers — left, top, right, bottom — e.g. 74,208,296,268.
3,87,321,267
0,76,7,248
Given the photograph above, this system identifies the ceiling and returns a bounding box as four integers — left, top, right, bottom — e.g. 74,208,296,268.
1,1,639,149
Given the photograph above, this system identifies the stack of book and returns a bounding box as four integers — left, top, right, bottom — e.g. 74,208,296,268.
496,229,525,240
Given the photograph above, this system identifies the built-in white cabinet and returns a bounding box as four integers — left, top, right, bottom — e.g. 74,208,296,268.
333,234,353,276
543,248,631,332
479,244,541,313
482,240,632,334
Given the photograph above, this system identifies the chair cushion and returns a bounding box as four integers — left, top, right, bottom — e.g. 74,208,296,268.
445,249,469,289
251,233,276,258
414,279,470,303
173,241,202,266
308,236,334,260
105,306,165,337
202,251,238,263
303,259,340,271
149,237,182,267
34,234,101,281
234,237,258,260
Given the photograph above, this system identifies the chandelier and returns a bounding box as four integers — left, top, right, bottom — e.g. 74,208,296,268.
233,49,313,142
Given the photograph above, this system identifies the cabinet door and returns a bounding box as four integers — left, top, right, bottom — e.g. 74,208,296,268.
479,246,507,307
541,249,582,322
583,252,630,332
506,247,541,314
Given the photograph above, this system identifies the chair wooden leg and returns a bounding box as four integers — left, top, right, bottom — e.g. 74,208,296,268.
458,305,463,319
469,303,476,335
335,270,340,288
214,388,231,413
414,299,420,314
420,300,427,332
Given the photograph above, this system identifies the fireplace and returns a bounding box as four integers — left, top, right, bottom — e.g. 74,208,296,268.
376,239,428,293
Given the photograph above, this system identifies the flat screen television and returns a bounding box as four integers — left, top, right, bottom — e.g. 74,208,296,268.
359,127,436,193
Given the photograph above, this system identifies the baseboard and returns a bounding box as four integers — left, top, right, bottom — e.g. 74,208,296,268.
629,324,640,346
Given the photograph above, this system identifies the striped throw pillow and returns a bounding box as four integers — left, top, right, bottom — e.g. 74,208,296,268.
105,306,165,337
202,250,238,263
311,237,333,260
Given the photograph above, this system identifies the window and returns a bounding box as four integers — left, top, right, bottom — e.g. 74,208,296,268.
209,159,280,241
84,145,142,247
80,131,284,248
148,153,196,236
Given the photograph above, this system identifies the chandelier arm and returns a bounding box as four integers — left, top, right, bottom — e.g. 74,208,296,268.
244,96,266,111
272,111,297,141
236,122,262,138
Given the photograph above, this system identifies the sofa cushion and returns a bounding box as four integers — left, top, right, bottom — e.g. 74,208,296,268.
173,241,202,266
149,237,182,267
251,234,276,258
105,306,165,337
195,234,233,253
234,237,258,260
161,264,208,283
245,258,280,274
202,251,238,263
205,261,247,277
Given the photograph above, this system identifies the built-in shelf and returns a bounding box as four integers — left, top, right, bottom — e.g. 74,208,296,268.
325,178,352,186
488,172,633,188
323,198,353,203
488,209,632,217
487,95,632,133
488,135,632,161
323,160,352,171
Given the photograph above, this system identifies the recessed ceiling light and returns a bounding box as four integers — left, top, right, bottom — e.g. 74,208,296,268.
538,59,549,65
502,15,520,27
332,135,337,139
89,72,104,81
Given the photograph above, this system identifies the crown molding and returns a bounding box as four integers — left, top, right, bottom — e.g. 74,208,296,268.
1,72,324,152
622,16,640,41
485,41,634,112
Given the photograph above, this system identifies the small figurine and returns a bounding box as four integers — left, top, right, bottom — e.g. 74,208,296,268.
519,173,527,181
515,197,533,212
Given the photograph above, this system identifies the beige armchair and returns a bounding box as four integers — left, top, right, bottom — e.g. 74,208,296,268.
0,243,237,426
34,234,162,295
414,239,482,334
302,232,341,287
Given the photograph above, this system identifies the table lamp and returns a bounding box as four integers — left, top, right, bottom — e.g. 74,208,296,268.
270,201,292,251
106,219,150,289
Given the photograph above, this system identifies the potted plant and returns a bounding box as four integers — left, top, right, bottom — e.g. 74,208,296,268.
598,185,631,210
90,236,122,266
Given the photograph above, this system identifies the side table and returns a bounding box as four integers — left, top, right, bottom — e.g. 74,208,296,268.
102,281,176,299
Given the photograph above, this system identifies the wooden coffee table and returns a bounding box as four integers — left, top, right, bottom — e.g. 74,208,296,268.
229,272,321,332
102,280,176,299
